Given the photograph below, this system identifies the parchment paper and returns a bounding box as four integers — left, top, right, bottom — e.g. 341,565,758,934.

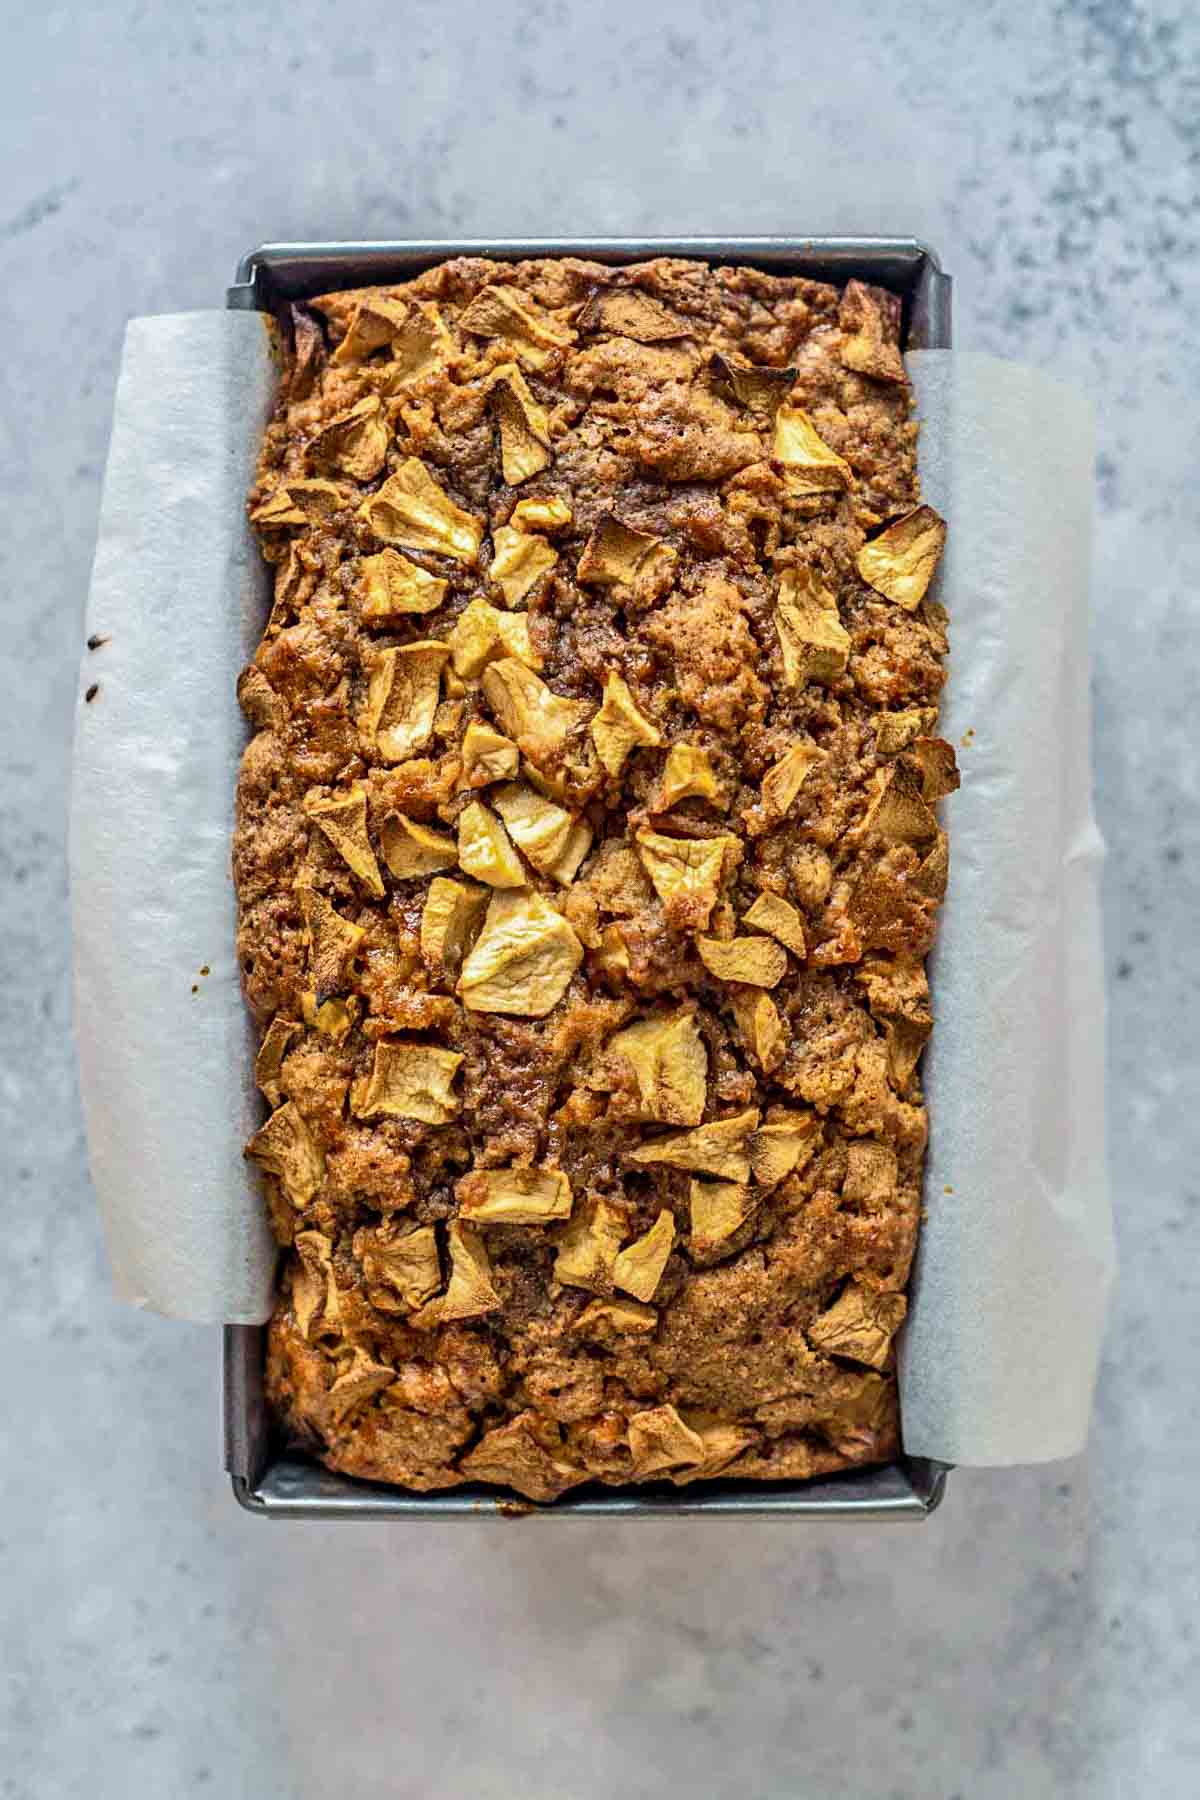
69,319,1115,1461
901,352,1115,1462
71,314,277,1323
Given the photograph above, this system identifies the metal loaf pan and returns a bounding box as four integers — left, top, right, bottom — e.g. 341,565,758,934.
226,236,952,1522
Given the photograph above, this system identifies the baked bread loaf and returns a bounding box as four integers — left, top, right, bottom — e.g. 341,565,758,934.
236,256,954,1501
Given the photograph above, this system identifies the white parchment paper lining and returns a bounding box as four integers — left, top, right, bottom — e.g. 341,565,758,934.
69,314,1115,1463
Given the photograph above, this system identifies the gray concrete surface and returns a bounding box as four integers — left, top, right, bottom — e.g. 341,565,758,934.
3,2,1198,1795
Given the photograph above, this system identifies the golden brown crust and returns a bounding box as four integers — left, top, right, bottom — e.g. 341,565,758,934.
237,256,952,1501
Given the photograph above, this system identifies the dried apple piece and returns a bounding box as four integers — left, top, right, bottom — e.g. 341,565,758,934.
358,641,449,763
457,801,526,888
774,566,851,687
487,363,553,485
395,304,454,383
251,486,307,525
458,1412,581,1500
300,889,365,1002
486,785,571,878
577,515,677,588
245,1101,325,1207
412,1221,501,1327
351,1040,463,1125
749,1112,820,1189
914,830,949,900
911,736,960,801
634,828,733,931
273,544,323,629
292,1230,337,1340
760,744,825,820
590,673,662,778
255,480,346,532
251,488,306,530
656,743,721,810
459,283,574,369
457,1165,573,1225
743,892,806,958
254,1017,299,1107
355,1224,442,1312
857,505,947,610
359,458,483,565
710,351,796,423
688,1178,754,1255
287,306,325,398
729,990,785,1072
332,295,446,371
333,295,410,361
772,405,852,493
860,762,939,845
447,598,540,679
592,923,631,979
510,495,572,532
696,935,788,989
481,658,593,774
874,706,938,754
808,1283,907,1368
571,1297,658,1338
460,721,520,787
884,1011,931,1085
358,548,447,622
842,1140,899,1208
325,1351,395,1424
838,280,905,384
435,698,464,737
306,394,389,482
459,888,583,1017
604,1011,707,1126
553,1196,627,1292
437,695,464,735
237,665,286,731
626,1109,759,1182
577,286,691,342
490,783,579,881
380,813,458,879
488,525,558,606
612,1210,675,1302
300,992,359,1041
627,1405,706,1475
670,1421,756,1484
380,303,453,387
856,956,935,1089
251,478,346,528
303,784,384,897
420,876,489,974
548,818,594,887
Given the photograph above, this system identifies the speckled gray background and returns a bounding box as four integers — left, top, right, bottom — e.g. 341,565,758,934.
3,2,1197,1796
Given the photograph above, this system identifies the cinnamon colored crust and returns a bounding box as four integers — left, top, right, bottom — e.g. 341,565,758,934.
236,257,954,1502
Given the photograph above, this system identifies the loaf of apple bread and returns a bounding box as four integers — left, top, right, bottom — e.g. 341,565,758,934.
236,256,955,1501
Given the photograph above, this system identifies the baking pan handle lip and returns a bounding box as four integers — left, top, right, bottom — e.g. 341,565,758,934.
906,1456,954,1514
229,1474,270,1516
229,236,951,315
924,1464,952,1515
910,237,947,276
226,1447,951,1521
235,232,936,278
234,244,271,288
